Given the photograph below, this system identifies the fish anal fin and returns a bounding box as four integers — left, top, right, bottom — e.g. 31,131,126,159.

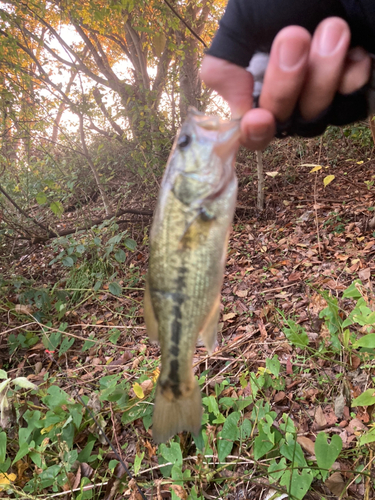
199,295,220,354
152,379,202,443
144,279,158,343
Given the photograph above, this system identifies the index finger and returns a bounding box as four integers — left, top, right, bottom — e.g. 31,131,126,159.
200,56,254,118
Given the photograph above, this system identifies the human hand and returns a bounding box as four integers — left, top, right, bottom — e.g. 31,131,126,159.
200,17,372,150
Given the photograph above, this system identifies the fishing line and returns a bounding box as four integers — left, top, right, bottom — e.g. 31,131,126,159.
48,355,148,500
76,394,148,500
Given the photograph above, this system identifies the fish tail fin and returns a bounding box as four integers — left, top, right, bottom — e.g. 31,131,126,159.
152,379,202,444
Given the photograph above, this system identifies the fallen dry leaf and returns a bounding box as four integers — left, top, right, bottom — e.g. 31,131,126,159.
349,354,361,370
274,391,286,403
80,462,94,479
144,440,157,460
0,472,16,490
288,272,301,282
286,358,293,375
132,356,143,370
358,267,371,280
297,436,315,456
347,418,368,435
325,472,346,497
258,319,268,339
170,484,188,499
309,293,327,315
314,406,327,427
303,388,320,402
140,379,153,397
107,352,132,366
14,304,33,315
63,472,76,491
334,393,346,419
127,478,144,500
325,407,338,426
223,312,236,321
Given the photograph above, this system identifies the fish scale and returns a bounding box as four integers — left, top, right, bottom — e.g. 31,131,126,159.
144,108,240,443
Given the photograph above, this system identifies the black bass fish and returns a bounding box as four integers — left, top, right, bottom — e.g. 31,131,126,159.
144,108,240,443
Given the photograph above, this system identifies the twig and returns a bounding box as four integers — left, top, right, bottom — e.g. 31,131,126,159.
137,454,259,476
13,207,153,242
193,327,260,368
259,283,297,294
340,451,375,499
364,449,373,500
20,480,109,498
110,402,123,461
72,323,146,329
201,342,252,391
5,314,142,349
0,322,38,336
256,150,264,211
313,137,323,258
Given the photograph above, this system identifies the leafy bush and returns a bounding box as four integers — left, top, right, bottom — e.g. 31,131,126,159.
49,219,136,303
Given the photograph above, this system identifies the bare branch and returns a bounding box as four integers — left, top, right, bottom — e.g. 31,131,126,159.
0,184,48,232
124,22,150,89
92,88,125,138
78,114,112,216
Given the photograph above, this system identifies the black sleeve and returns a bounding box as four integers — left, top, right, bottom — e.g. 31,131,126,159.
339,0,375,53
207,0,347,67
207,0,375,68
206,0,375,137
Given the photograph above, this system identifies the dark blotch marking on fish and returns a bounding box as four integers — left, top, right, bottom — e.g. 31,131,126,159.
170,266,188,346
169,344,179,356
161,359,181,398
171,296,183,346
166,265,189,396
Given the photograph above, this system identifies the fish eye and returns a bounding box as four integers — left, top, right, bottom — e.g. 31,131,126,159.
177,134,191,149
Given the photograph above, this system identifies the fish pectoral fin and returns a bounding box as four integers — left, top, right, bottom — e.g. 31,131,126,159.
199,294,220,355
144,279,159,343
152,379,202,443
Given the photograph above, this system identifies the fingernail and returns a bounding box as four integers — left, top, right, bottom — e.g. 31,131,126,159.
318,21,346,56
278,40,307,71
248,123,269,141
348,47,367,62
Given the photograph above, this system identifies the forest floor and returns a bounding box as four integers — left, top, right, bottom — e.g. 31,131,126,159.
0,125,375,499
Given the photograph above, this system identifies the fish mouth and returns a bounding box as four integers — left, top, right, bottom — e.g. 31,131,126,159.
187,106,240,133
182,108,241,201
186,107,241,160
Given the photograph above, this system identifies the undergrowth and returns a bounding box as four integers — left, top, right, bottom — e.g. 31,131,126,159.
0,280,374,499
0,124,374,499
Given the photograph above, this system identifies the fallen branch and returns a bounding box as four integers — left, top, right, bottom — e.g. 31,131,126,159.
0,184,50,234
17,207,154,243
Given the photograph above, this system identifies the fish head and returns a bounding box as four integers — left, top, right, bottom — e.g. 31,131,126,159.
164,108,241,207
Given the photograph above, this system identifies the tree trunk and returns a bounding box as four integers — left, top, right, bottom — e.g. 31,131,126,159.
175,1,211,121
179,36,201,121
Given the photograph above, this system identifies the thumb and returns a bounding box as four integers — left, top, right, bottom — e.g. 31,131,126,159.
200,56,254,118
